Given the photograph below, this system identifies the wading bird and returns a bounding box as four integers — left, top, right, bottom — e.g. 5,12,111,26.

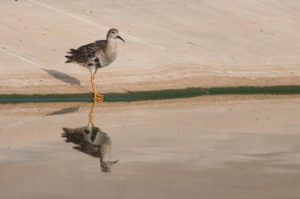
65,28,125,101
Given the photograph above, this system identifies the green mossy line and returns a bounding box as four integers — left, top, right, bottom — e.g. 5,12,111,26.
0,93,91,103
1,85,300,103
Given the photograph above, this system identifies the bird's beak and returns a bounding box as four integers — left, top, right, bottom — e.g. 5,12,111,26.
117,35,125,42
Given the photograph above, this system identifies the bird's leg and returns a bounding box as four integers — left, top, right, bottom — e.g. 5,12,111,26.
90,71,104,102
91,71,96,100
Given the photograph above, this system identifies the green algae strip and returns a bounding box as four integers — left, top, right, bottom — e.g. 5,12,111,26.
1,85,300,103
0,93,91,103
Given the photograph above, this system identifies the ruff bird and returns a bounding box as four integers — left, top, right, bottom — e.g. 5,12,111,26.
65,28,125,101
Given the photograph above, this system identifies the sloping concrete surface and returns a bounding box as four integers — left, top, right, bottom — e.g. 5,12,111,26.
1,0,300,94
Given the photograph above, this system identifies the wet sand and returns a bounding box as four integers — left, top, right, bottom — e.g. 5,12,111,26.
1,95,300,198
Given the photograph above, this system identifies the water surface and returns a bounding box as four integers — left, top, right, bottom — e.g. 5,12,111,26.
0,96,300,199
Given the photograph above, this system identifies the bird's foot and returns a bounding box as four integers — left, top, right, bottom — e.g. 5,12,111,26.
94,93,104,102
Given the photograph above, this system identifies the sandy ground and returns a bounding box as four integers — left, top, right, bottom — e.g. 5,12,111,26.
1,0,300,94
1,95,300,198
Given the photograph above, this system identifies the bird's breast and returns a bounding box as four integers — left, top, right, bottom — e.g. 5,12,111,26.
99,51,117,67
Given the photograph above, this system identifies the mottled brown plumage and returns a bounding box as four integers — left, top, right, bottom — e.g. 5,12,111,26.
65,40,106,65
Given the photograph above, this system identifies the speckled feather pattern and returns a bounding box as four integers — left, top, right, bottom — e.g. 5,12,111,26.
65,40,106,68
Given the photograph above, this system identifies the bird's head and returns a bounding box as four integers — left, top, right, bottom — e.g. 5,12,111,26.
101,160,119,173
107,28,125,42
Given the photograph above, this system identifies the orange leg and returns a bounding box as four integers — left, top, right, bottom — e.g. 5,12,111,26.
90,71,104,102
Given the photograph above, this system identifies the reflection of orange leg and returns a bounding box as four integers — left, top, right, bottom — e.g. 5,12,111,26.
88,99,97,126
90,71,104,102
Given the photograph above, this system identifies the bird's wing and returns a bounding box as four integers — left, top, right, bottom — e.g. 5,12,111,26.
65,40,106,63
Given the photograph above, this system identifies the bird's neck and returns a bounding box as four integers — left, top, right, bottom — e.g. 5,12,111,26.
105,37,117,54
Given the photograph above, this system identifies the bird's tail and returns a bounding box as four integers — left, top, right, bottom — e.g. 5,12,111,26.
65,48,77,63
68,48,77,54
65,55,73,63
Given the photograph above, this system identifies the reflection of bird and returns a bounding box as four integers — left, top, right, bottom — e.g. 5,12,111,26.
83,125,119,173
65,28,125,101
62,125,119,172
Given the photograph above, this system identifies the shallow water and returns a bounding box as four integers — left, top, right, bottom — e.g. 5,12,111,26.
0,96,300,199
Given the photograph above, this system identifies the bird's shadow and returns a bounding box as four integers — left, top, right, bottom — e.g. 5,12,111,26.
43,69,81,86
45,106,80,116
